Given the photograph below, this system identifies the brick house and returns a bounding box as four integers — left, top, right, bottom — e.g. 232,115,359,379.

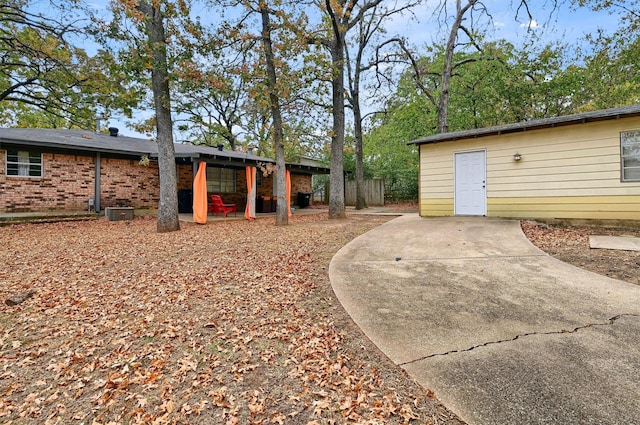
0,128,329,214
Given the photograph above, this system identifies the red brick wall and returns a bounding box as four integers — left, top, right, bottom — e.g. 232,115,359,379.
99,157,159,209
255,173,311,200
1,151,95,212
1,149,160,213
254,172,312,207
256,173,273,198
177,164,194,190
291,174,312,201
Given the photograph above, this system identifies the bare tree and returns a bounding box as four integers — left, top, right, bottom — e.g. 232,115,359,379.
313,0,384,218
376,0,560,134
436,0,482,133
346,1,420,209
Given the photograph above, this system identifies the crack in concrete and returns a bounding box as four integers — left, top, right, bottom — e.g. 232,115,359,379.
399,313,640,366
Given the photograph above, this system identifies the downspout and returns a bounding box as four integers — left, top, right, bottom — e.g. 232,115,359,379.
95,152,101,212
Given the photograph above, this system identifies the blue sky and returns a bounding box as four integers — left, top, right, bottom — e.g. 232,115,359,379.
385,0,623,52
27,0,628,137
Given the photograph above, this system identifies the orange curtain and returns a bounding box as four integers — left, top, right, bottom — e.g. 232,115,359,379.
245,166,256,220
286,169,292,217
192,162,208,224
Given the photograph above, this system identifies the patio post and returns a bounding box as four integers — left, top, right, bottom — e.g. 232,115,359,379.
286,169,292,217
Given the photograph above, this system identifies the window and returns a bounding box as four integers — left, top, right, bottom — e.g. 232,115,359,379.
6,150,42,177
256,170,263,187
621,130,640,181
206,167,236,193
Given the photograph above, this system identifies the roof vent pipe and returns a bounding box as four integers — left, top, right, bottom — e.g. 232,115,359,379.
217,144,224,151
95,114,107,134
108,127,119,137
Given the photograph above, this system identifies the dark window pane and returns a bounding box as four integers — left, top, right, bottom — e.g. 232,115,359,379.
622,131,640,181
623,167,640,181
624,157,640,167
6,164,18,175
205,167,236,193
29,165,42,176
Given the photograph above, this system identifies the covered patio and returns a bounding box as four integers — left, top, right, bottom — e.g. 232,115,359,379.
174,146,329,223
0,128,329,215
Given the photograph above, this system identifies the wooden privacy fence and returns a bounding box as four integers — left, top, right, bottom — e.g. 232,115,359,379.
345,179,385,206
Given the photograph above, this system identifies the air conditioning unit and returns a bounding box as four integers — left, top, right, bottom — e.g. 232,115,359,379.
105,207,134,221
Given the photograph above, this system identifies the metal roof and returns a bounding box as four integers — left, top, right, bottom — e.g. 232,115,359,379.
408,104,640,145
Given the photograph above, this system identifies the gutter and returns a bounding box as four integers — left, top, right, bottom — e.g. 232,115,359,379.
408,104,640,146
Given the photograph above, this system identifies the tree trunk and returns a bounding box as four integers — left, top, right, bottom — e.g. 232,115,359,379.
327,15,346,219
353,91,367,210
322,0,387,217
437,0,475,134
350,29,366,211
259,6,288,226
139,0,180,232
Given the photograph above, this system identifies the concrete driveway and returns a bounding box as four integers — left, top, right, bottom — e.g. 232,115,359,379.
329,215,640,424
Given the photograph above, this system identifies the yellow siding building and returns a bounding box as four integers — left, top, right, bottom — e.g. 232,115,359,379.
410,105,640,221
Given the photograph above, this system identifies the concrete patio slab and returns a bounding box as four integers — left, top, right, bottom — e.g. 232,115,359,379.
589,235,640,251
330,215,640,424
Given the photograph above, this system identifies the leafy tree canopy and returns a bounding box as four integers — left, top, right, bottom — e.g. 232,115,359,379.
0,0,139,129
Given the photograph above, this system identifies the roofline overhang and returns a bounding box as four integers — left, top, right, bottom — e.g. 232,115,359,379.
0,138,153,157
287,163,331,175
408,104,640,146
0,131,331,174
189,157,330,174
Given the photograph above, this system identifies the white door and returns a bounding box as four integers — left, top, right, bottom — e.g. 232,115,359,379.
455,151,486,216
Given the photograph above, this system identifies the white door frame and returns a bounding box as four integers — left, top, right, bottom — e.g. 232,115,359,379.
454,149,487,216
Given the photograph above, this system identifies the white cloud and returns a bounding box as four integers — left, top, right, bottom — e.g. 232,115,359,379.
520,19,540,29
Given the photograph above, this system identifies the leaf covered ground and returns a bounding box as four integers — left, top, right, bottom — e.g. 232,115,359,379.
521,220,640,285
1,213,463,425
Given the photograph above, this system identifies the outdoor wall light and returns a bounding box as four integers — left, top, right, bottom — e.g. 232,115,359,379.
513,153,522,161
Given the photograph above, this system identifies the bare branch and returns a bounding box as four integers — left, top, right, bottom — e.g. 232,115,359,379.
383,37,438,107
